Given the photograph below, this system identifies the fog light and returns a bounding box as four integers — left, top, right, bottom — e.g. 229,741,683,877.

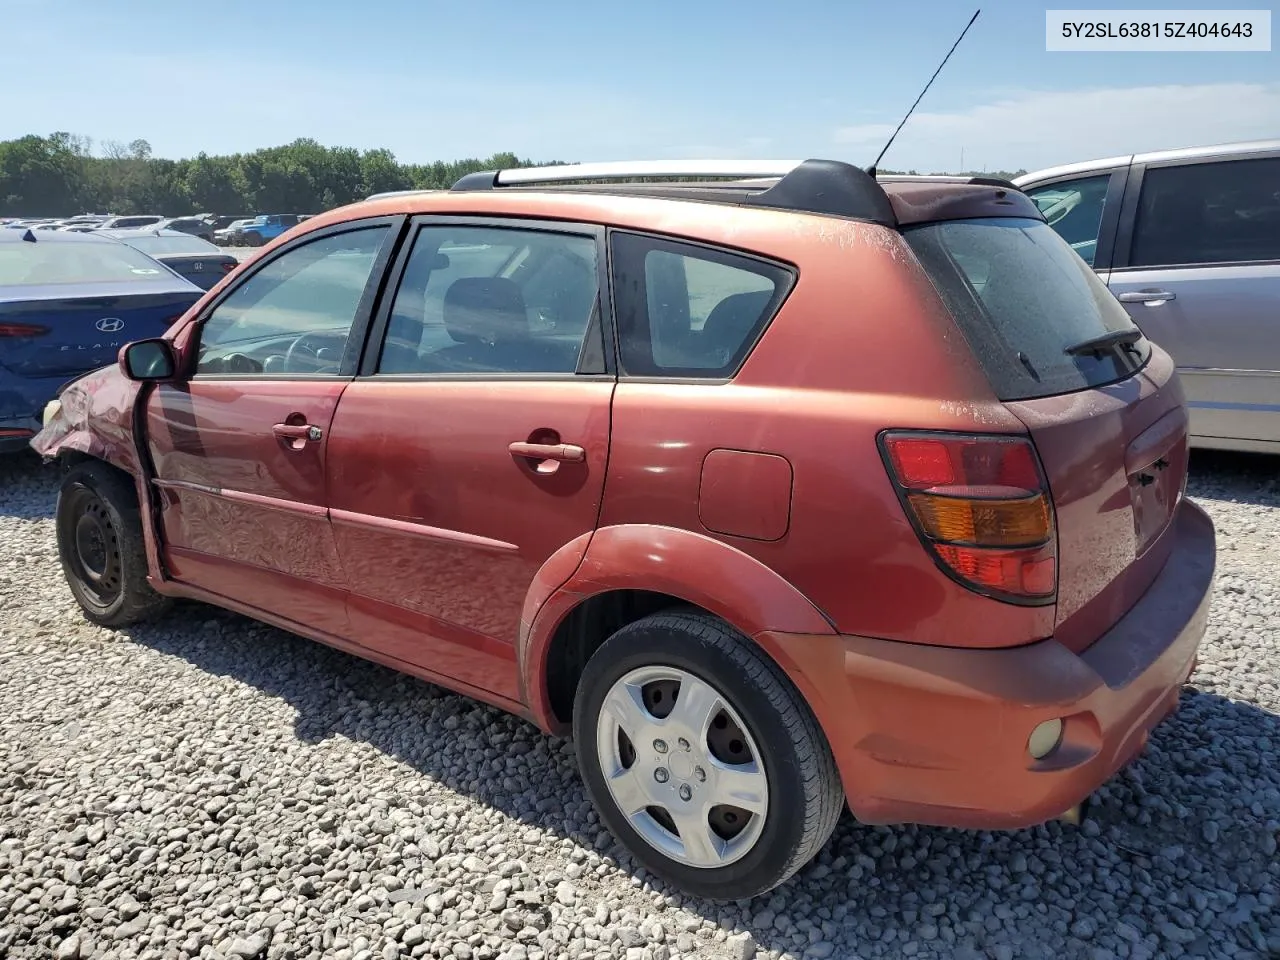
1028,718,1064,760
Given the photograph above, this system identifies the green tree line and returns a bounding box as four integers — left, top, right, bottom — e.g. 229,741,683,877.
0,132,548,218
0,132,1027,219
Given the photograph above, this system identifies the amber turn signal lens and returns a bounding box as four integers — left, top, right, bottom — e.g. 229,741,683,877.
907,492,1050,547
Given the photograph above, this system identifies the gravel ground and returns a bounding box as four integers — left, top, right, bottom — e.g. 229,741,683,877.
1,449,1277,960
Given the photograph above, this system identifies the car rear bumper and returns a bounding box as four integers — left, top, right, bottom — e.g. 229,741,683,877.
0,416,41,453
763,498,1216,829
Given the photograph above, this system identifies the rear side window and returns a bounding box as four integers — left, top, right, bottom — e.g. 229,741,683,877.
610,233,793,377
1130,157,1280,266
905,217,1148,401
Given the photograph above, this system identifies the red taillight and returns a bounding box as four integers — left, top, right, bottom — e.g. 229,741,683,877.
881,430,1057,604
0,428,35,438
220,261,236,272
0,322,49,337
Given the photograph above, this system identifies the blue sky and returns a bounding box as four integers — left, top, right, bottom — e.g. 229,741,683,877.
3,0,1276,172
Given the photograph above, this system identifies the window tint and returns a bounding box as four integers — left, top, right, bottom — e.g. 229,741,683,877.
1024,174,1111,266
905,217,1148,401
377,225,600,376
196,226,386,376
1131,157,1280,266
610,233,791,377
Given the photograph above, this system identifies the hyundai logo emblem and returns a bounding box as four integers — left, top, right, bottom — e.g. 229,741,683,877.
95,317,125,333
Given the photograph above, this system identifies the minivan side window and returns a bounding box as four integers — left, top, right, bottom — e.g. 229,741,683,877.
1023,174,1111,266
376,225,600,376
195,226,387,376
1130,157,1280,267
610,233,792,377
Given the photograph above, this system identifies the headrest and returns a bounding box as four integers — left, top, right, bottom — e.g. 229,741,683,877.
701,290,773,351
443,277,529,344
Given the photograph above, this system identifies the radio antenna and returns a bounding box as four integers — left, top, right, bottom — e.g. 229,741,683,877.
867,9,980,177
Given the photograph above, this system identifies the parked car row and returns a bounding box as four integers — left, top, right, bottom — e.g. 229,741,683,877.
3,214,217,240
1,212,316,248
215,213,313,247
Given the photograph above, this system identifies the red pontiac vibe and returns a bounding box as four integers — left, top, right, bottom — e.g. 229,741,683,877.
32,159,1216,900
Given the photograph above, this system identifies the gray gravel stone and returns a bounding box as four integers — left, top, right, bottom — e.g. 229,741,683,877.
0,451,1277,960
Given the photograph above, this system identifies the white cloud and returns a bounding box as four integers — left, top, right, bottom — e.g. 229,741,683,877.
833,83,1280,173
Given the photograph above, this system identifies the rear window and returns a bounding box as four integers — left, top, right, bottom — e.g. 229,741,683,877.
904,217,1149,401
0,240,174,287
124,234,217,256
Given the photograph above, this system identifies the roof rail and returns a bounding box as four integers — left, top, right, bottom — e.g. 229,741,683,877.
460,159,805,188
366,188,441,201
450,158,897,225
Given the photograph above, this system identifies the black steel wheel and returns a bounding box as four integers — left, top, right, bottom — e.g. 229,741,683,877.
56,461,171,627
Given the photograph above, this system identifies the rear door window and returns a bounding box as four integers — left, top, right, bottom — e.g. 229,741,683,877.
905,217,1148,401
609,233,793,377
375,224,601,376
1130,156,1280,267
1023,174,1112,266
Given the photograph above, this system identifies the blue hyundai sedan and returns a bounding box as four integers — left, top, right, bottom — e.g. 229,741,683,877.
0,228,204,453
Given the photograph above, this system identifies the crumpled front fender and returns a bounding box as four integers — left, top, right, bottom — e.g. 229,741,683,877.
29,364,143,476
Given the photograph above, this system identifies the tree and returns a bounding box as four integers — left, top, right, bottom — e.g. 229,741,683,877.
0,134,88,215
0,133,546,217
184,153,247,215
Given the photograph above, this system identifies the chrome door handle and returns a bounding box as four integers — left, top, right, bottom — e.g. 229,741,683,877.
508,441,585,463
1118,290,1176,304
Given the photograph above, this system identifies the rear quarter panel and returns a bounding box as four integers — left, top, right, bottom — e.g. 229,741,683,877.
598,217,1057,648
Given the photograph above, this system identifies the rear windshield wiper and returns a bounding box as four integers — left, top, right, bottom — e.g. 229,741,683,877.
1065,327,1143,357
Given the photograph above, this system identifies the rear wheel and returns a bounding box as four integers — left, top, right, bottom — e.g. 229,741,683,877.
55,461,170,627
573,609,843,900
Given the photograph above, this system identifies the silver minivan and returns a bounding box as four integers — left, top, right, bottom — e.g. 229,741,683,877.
1016,140,1280,454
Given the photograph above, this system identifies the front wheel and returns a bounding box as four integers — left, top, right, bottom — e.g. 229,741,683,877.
56,461,171,627
573,609,843,900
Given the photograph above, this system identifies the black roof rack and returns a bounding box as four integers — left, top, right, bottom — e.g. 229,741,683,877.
450,159,898,226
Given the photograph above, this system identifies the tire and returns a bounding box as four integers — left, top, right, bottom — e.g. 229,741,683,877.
245,231,264,247
573,609,843,900
55,461,171,627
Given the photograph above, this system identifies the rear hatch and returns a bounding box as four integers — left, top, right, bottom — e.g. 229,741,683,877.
904,216,1189,653
0,280,200,380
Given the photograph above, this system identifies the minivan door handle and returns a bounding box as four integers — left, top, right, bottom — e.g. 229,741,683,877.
1118,290,1176,304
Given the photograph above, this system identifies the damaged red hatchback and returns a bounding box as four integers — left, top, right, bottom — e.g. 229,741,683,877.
34,159,1216,900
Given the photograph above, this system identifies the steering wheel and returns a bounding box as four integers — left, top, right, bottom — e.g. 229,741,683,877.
284,333,341,372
